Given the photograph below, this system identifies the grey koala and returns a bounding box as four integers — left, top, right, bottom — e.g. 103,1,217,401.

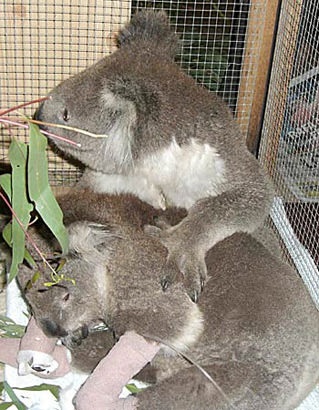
19,189,319,410
34,10,273,301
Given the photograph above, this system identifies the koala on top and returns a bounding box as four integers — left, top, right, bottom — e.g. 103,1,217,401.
19,189,319,410
34,10,273,301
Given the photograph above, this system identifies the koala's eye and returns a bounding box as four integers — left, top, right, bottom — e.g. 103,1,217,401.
63,293,70,302
62,108,70,122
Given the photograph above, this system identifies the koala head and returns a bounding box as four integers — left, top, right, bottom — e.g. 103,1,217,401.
18,222,118,340
35,10,180,173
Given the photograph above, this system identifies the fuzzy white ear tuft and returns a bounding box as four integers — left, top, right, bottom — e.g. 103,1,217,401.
100,88,135,171
67,221,120,264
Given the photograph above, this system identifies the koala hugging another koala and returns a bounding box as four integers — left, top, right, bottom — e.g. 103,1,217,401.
34,10,273,301
13,189,319,410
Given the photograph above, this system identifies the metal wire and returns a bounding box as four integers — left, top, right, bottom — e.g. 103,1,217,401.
259,0,319,304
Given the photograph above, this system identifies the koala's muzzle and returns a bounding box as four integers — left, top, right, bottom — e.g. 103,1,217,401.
33,102,44,124
40,318,68,338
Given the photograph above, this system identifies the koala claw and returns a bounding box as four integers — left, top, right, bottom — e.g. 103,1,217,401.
144,222,208,301
160,277,171,292
200,278,205,293
162,251,207,303
189,290,199,304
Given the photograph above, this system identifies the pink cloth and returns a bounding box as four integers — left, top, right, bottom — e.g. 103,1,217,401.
0,317,71,378
0,338,21,368
19,316,57,353
75,331,160,410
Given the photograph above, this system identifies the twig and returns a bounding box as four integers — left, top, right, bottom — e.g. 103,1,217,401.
26,118,108,139
0,118,81,147
0,191,58,278
11,111,107,139
0,97,49,117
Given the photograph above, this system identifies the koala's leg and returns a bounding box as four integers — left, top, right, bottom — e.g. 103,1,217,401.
135,362,295,410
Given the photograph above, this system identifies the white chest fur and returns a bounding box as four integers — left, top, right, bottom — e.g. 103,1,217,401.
89,139,226,210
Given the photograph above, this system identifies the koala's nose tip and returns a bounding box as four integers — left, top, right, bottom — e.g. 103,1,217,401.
40,318,68,337
33,102,44,123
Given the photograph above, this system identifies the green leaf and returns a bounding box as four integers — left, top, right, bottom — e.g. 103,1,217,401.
28,123,69,254
13,384,60,400
0,174,12,201
2,223,12,247
0,402,15,409
125,383,148,394
0,315,26,338
2,223,35,267
7,140,33,282
3,382,27,410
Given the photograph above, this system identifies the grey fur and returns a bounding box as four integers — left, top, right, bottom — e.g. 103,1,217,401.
18,190,319,410
34,10,273,299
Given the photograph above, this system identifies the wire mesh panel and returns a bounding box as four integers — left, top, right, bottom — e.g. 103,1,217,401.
132,1,271,135
0,0,131,184
259,0,319,307
0,0,269,185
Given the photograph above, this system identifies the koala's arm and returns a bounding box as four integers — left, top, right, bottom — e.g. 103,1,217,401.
75,331,160,410
148,168,273,301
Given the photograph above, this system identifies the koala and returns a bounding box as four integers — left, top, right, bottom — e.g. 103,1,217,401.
18,189,319,410
34,10,274,301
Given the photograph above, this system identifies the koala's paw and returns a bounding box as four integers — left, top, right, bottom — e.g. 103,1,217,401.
144,224,207,302
17,350,59,376
61,325,89,350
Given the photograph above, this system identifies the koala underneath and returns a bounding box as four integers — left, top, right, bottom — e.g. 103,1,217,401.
34,10,273,300
19,189,319,410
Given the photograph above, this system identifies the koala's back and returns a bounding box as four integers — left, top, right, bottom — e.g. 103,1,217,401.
146,233,319,409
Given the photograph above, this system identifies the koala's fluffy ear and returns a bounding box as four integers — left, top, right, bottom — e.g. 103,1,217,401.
117,10,179,59
67,221,120,264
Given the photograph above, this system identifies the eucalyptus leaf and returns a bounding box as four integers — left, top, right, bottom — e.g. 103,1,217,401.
0,315,26,338
7,140,33,282
2,222,35,268
2,223,12,247
3,382,27,410
28,123,69,254
13,384,60,400
125,383,148,394
0,174,12,201
0,402,14,409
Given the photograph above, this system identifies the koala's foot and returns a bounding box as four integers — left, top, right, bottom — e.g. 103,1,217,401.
144,224,207,302
17,350,59,376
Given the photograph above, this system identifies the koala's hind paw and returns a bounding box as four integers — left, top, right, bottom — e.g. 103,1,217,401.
17,350,59,376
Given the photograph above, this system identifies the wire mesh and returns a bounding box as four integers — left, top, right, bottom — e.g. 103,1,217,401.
0,0,131,184
259,0,319,306
1,0,268,185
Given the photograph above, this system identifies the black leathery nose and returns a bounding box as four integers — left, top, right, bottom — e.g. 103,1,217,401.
33,102,44,122
40,318,68,337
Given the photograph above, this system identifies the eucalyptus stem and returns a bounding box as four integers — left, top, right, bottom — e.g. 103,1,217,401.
0,97,48,117
0,118,81,147
0,191,58,278
26,118,108,139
